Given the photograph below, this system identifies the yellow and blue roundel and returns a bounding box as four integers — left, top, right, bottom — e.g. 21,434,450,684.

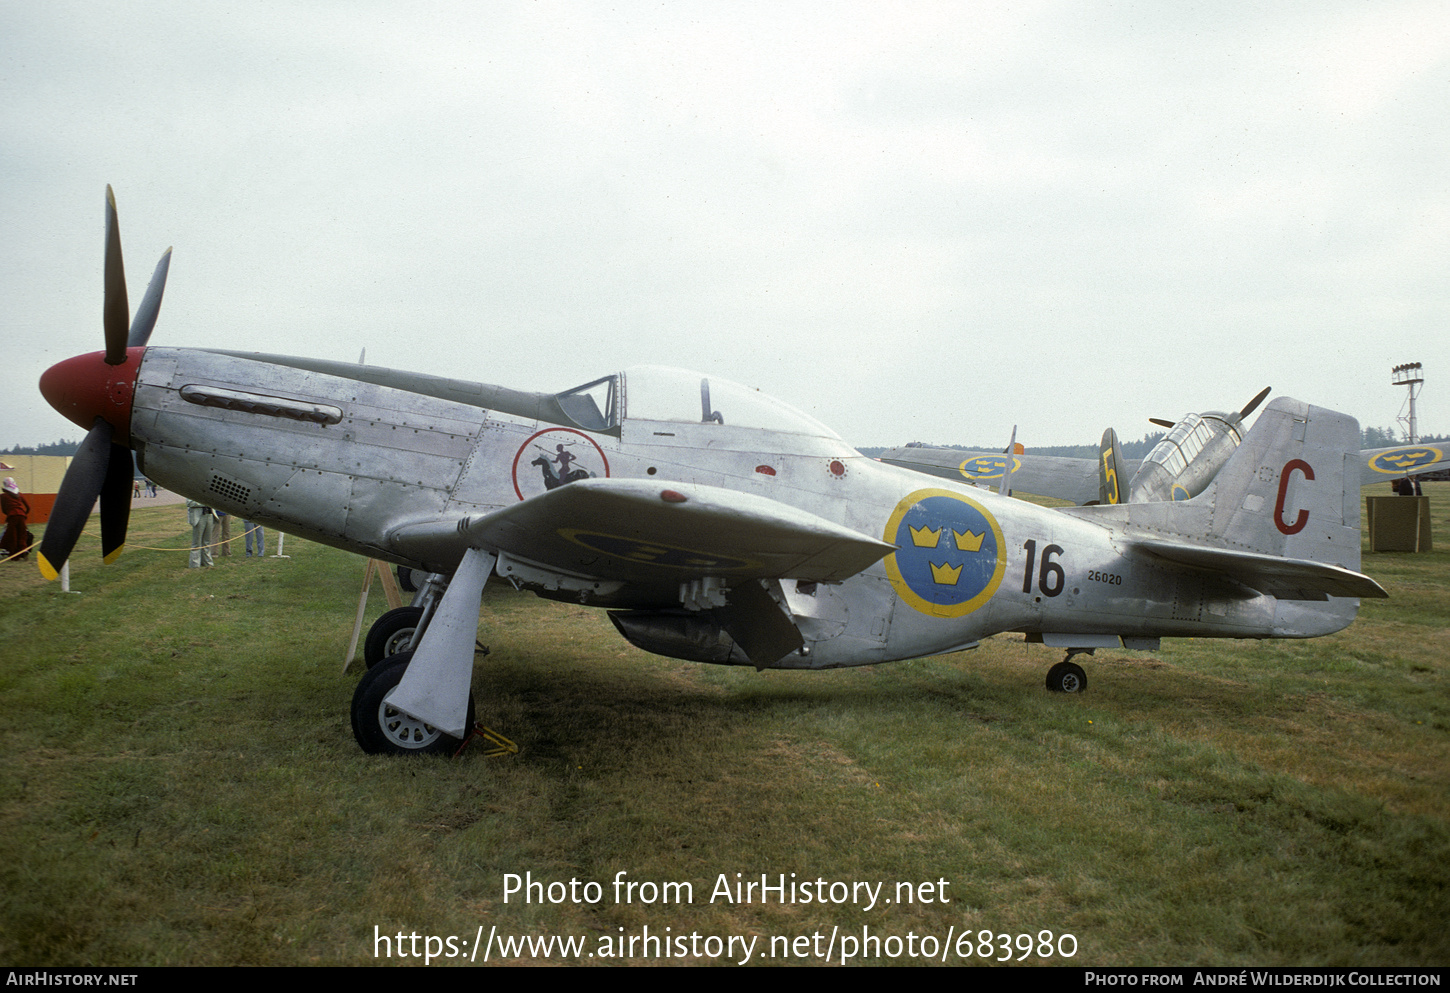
957,454,1020,482
1368,446,1443,474
883,488,1005,617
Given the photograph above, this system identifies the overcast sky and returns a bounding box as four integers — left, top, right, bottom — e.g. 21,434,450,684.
3,1,1447,452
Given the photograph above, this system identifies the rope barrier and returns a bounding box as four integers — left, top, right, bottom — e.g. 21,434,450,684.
130,523,264,553
1,538,37,564
1,523,266,560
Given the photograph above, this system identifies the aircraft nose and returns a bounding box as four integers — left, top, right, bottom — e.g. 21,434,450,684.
39,347,144,441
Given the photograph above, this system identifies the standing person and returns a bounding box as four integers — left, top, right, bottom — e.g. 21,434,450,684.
216,509,232,556
186,499,216,569
244,520,266,557
1,478,31,562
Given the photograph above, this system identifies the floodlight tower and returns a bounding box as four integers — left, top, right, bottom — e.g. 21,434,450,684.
1392,362,1424,443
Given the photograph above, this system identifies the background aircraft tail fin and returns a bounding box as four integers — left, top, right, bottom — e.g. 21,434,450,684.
999,425,1018,496
1098,427,1125,505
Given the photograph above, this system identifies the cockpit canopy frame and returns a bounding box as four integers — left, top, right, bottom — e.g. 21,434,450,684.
551,366,840,440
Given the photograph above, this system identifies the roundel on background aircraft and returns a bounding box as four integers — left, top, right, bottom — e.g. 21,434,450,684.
883,489,1005,617
1368,446,1443,474
957,454,1020,482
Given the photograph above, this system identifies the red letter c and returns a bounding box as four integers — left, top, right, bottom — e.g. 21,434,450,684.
1274,459,1314,535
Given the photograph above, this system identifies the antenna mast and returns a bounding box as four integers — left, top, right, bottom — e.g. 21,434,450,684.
1392,362,1424,443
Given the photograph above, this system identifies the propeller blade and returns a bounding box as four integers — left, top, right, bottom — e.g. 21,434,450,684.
1238,386,1272,422
37,419,113,579
100,443,134,563
1149,417,1176,429
127,248,172,348
103,186,130,365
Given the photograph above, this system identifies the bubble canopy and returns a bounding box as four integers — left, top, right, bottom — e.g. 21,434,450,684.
553,365,840,439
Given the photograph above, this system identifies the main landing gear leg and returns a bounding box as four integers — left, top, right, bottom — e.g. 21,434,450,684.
1045,648,1090,693
351,549,497,755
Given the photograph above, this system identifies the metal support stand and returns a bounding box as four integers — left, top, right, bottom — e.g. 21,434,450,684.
343,559,406,672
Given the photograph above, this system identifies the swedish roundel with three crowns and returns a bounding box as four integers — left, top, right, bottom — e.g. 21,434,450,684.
883,488,1006,617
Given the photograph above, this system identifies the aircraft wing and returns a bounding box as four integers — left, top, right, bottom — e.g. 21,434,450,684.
1359,444,1450,484
1129,538,1387,601
388,478,896,588
877,447,1139,505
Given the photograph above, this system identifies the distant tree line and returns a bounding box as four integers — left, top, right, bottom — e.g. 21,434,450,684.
1361,426,1449,449
3,439,81,456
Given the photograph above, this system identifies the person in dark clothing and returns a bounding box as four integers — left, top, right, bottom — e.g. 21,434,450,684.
2,478,32,562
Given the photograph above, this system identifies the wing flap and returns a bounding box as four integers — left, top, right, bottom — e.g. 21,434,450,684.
390,478,894,585
1130,538,1387,601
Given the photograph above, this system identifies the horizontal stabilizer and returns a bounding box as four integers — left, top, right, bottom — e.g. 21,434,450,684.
1130,538,1386,601
390,478,895,584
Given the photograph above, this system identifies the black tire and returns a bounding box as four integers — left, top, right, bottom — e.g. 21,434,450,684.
396,565,422,593
1045,660,1087,693
350,651,476,756
364,606,424,669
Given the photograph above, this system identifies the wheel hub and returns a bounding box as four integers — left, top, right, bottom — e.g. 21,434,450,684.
378,700,443,749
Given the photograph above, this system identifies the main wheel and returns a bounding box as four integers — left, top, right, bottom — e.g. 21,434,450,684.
1045,660,1087,693
350,651,476,755
364,606,424,669
396,565,425,593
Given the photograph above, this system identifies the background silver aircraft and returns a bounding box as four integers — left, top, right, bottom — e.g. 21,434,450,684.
879,389,1449,505
38,190,1389,756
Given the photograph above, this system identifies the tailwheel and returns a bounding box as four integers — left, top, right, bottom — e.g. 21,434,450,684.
1045,659,1087,693
364,606,424,669
351,651,476,756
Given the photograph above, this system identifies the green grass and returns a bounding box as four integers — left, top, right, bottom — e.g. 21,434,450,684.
0,486,1446,966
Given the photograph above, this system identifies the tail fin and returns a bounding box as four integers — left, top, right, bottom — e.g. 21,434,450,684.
1098,427,1126,505
1199,397,1362,571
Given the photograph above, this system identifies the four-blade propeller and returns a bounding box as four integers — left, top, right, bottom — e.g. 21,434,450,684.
35,187,171,580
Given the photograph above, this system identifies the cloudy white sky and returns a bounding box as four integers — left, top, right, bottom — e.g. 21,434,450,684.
3,1,1447,451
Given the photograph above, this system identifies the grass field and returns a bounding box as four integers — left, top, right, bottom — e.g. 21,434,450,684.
1,484,1446,966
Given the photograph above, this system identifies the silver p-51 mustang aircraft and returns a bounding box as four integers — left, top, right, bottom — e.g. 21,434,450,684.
39,190,1389,755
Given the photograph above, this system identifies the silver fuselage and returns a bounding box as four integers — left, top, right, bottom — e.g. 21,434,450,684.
131,348,1354,670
